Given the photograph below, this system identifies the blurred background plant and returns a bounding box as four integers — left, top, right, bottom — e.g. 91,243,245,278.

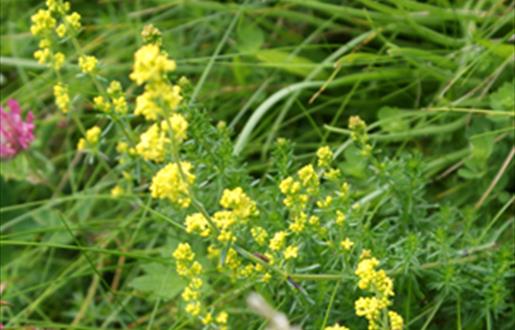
0,0,513,329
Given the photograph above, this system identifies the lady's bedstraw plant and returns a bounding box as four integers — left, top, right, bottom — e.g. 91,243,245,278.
31,0,82,114
30,2,407,329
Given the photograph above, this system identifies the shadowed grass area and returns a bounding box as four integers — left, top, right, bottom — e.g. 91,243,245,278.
0,1,514,329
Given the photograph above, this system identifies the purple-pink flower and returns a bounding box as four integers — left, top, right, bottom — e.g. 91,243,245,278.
0,99,35,159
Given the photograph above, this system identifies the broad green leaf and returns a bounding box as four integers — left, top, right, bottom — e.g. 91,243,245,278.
129,263,186,301
470,134,494,162
0,154,30,181
255,49,320,78
377,106,409,133
489,81,514,122
341,145,367,178
237,20,264,53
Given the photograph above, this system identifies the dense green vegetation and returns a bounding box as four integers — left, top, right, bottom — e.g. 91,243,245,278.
1,1,513,329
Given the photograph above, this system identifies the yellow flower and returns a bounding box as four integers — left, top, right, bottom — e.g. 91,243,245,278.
348,115,368,143
297,164,319,193
107,80,122,95
161,113,188,143
324,168,341,181
111,185,124,197
78,55,98,74
150,162,195,208
130,44,176,85
317,195,333,208
340,238,354,251
185,213,211,237
53,83,70,113
201,312,212,325
181,286,200,302
269,231,287,251
388,311,404,330
316,145,333,168
355,296,382,322
134,83,182,120
185,301,201,316
30,9,56,36
65,12,81,30
324,323,350,330
55,23,66,37
172,242,195,262
220,187,258,219
212,211,237,232
308,215,320,226
34,47,51,64
279,176,300,195
216,311,228,324
289,212,307,233
207,245,220,259
53,52,65,70
141,24,162,45
224,248,241,271
112,96,128,114
251,226,268,246
77,126,101,151
135,124,169,162
93,96,109,112
283,245,298,260
335,210,346,226
355,257,380,290
348,115,366,131
46,0,70,13
190,277,203,289
39,38,51,49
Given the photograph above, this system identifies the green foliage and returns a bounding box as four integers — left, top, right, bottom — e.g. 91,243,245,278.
0,0,514,330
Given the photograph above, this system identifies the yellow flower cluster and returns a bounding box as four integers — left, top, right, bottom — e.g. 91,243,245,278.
340,237,354,251
316,145,341,180
31,1,81,61
77,126,101,151
316,145,333,168
283,245,298,260
30,9,56,36
172,243,203,315
220,187,259,219
135,83,182,121
279,176,308,211
251,226,268,246
388,311,404,330
130,39,182,121
135,124,168,162
354,251,403,330
269,231,287,251
180,188,254,246
110,185,124,197
134,113,188,162
324,324,350,330
185,213,210,237
128,30,187,168
150,162,195,208
30,1,87,115
93,81,128,114
53,82,70,113
297,164,319,194
348,116,372,156
130,44,176,85
78,55,98,74
173,243,229,328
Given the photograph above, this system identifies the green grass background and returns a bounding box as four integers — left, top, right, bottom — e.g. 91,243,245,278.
0,0,514,329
